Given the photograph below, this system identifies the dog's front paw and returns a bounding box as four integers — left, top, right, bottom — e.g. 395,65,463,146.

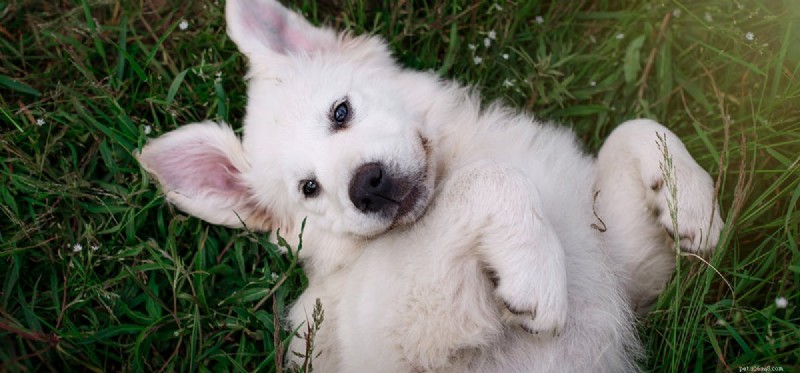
455,161,570,338
497,274,567,338
647,156,723,253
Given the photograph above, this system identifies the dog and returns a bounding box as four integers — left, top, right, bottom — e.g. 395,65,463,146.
136,0,724,371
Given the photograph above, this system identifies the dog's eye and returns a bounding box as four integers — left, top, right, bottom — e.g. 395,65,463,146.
330,99,350,130
300,179,320,198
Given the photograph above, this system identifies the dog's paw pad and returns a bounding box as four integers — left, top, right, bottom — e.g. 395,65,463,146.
650,178,664,192
664,227,702,251
518,316,563,338
502,297,565,338
503,300,535,317
653,198,722,253
646,169,723,253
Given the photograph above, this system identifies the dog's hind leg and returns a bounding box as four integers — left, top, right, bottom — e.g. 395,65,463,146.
593,119,723,313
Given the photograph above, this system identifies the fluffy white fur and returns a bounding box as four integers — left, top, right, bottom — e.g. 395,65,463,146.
136,1,724,371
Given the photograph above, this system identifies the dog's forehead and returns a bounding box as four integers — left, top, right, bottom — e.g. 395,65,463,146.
245,64,353,113
243,62,402,129
239,52,413,163
286,58,387,98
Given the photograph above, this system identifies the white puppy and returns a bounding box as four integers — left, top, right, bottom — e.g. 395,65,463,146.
136,0,723,371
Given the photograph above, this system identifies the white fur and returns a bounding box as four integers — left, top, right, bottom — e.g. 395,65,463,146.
136,1,724,371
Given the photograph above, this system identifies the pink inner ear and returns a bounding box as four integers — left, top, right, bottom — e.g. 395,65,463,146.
282,25,317,53
151,143,246,198
237,1,319,55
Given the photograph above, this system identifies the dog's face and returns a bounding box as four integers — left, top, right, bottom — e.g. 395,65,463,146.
136,0,436,244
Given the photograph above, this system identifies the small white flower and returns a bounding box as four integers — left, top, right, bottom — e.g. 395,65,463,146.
484,38,492,48
502,78,514,88
473,56,483,65
468,43,476,51
36,118,45,126
488,30,497,40
535,16,544,24
672,9,681,18
775,297,788,309
704,12,713,22
73,243,83,253
745,32,755,41
215,71,223,83
271,272,280,282
179,19,189,31
502,53,509,60
616,33,625,40
590,81,597,87
144,125,152,135
91,244,99,251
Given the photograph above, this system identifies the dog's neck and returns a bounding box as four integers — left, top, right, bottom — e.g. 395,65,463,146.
299,232,367,279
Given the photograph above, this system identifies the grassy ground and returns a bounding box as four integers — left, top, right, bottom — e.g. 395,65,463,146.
1,0,798,371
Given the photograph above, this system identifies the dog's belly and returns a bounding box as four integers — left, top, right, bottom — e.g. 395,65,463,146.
333,222,497,371
333,249,407,370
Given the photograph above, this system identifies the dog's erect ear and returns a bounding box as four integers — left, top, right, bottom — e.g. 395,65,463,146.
226,0,336,60
136,121,268,229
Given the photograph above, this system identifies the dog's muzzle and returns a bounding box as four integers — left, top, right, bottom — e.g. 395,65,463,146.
348,162,422,220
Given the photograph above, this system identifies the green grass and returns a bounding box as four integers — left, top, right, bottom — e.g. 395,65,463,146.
1,0,798,371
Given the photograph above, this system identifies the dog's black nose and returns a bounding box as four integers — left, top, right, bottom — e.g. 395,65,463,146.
349,162,393,214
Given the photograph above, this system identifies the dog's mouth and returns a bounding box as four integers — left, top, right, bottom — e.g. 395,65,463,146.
389,182,427,226
395,185,423,219
389,134,434,227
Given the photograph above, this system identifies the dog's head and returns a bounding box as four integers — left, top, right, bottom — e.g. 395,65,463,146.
136,0,437,252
